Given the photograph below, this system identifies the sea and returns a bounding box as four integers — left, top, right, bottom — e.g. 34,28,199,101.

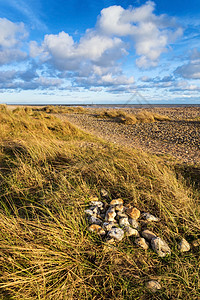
7,103,200,108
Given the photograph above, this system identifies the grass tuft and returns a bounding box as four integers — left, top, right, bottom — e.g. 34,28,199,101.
36,105,87,114
97,109,171,124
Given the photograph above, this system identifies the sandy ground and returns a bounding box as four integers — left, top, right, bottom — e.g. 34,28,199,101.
57,106,200,165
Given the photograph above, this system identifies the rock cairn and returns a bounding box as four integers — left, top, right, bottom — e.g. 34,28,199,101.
85,194,191,258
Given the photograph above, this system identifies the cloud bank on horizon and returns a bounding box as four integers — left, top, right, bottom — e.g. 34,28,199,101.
0,0,200,103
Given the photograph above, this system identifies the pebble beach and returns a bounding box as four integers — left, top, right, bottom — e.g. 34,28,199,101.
57,106,200,165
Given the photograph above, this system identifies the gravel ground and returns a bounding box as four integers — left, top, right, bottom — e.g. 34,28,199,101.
57,107,200,165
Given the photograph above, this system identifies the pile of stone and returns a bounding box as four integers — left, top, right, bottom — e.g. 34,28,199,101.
85,195,191,257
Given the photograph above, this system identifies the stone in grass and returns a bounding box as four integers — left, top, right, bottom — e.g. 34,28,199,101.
90,200,104,209
141,230,157,241
151,237,171,257
135,237,149,250
126,207,140,220
102,222,116,231
85,209,95,217
88,224,106,235
89,216,102,226
119,217,130,227
105,207,116,222
178,238,190,252
124,226,139,237
116,212,128,220
100,188,109,198
115,204,124,212
128,218,140,230
89,206,100,215
110,198,124,206
107,227,124,241
146,280,161,293
142,212,160,222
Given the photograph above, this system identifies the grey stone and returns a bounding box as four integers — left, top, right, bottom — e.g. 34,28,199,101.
90,201,104,209
124,226,139,237
142,230,157,241
85,209,95,217
142,212,160,222
89,216,102,226
89,206,100,215
107,227,124,241
128,218,140,230
151,237,171,257
119,217,130,227
102,222,116,231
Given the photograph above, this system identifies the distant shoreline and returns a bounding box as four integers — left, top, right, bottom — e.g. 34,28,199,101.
3,103,200,108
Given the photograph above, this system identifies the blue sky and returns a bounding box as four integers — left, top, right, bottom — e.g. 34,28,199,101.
0,0,200,104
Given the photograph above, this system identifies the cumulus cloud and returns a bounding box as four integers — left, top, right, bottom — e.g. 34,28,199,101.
75,72,134,88
98,1,182,68
30,2,182,71
27,1,182,93
0,2,184,95
29,29,132,90
0,18,27,65
30,31,126,71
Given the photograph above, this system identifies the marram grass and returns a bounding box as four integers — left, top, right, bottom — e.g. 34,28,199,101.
0,106,199,299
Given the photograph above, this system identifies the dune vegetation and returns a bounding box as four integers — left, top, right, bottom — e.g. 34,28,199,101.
0,105,199,299
36,105,87,114
97,109,171,124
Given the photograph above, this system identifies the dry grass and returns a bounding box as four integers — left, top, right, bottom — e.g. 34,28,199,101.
36,105,87,114
0,105,199,299
98,109,171,124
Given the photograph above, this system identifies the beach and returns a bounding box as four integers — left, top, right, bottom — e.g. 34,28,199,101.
57,106,200,165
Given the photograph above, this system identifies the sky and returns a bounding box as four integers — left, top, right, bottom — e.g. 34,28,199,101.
0,0,200,104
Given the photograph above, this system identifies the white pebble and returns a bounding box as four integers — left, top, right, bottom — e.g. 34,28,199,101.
107,227,124,241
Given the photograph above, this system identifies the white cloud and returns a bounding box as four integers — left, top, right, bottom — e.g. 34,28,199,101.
0,18,27,65
0,49,27,65
0,18,27,48
101,74,134,85
30,31,125,69
75,72,134,90
98,1,182,68
98,5,133,36
27,1,182,93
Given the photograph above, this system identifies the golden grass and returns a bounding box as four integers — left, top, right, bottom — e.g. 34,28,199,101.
98,109,171,124
0,105,199,299
37,105,87,114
